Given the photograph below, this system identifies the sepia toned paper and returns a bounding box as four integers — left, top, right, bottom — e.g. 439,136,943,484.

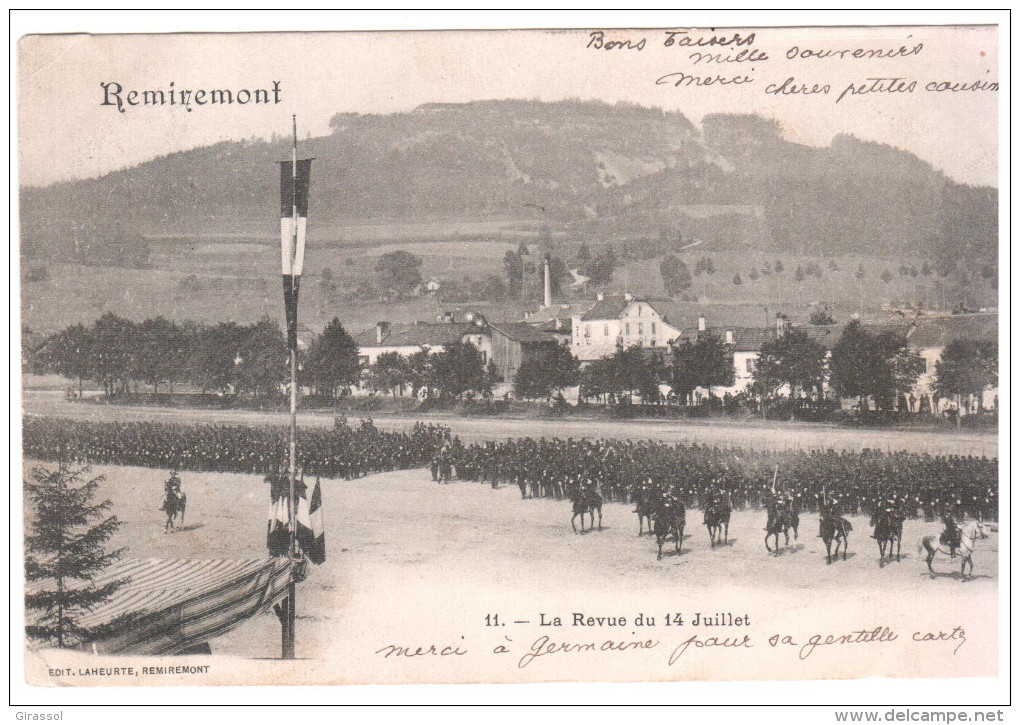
17,20,1001,692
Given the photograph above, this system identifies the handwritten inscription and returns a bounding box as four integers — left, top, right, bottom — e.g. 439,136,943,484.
587,31,646,51
374,641,468,659
577,30,995,104
656,72,754,89
766,77,831,96
668,634,753,665
836,77,917,104
786,43,924,60
913,626,968,655
926,79,999,93
664,30,757,48
518,635,659,669
690,48,768,65
373,621,969,668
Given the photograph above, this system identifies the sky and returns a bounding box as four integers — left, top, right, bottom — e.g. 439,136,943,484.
16,15,1000,188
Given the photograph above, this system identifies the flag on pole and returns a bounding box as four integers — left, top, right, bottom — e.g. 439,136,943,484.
279,157,313,351
267,496,291,557
296,479,326,565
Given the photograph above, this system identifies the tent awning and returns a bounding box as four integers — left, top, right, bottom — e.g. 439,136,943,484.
29,557,296,655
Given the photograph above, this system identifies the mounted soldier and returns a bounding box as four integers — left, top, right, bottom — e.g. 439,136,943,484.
939,508,963,558
159,470,187,533
160,470,184,511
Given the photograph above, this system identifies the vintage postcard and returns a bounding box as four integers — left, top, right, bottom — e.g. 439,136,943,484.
17,20,1002,692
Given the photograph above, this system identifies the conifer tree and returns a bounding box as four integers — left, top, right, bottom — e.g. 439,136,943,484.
24,463,125,648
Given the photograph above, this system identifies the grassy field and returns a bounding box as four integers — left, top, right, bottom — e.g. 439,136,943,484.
21,227,994,337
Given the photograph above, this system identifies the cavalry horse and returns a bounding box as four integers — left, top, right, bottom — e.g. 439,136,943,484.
653,498,686,560
704,493,732,546
918,519,990,580
162,491,187,533
870,510,905,566
633,483,657,536
764,500,800,553
570,487,603,534
819,512,852,564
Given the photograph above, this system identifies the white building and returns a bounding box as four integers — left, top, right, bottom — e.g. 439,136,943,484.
353,320,491,368
571,293,684,362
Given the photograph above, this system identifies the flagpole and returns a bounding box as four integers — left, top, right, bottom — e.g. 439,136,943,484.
285,114,299,660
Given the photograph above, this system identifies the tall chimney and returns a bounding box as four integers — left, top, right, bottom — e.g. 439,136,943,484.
725,329,734,345
543,254,552,309
698,316,706,332
775,313,787,337
376,321,390,344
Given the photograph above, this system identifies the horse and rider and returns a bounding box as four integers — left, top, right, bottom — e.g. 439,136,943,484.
653,490,686,560
703,484,732,546
159,470,187,532
633,477,659,536
920,515,990,580
569,478,603,534
870,494,907,566
764,488,799,553
817,492,852,564
937,501,965,558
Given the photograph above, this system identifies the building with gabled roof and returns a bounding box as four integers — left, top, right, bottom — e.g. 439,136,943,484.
353,321,483,367
352,314,560,388
487,322,561,384
679,311,999,410
570,292,684,362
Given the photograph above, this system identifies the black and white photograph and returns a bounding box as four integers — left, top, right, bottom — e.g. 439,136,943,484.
12,11,1007,707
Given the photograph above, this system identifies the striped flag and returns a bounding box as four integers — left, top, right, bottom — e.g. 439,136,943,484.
266,495,291,558
296,479,326,565
279,157,313,351
266,470,291,557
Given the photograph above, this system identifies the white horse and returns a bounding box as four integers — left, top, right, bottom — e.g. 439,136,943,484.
918,520,992,580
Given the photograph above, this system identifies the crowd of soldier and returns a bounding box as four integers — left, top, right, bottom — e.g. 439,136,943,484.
448,437,997,522
23,416,450,480
24,416,996,523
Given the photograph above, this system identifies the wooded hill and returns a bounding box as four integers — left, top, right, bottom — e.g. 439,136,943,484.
20,99,996,269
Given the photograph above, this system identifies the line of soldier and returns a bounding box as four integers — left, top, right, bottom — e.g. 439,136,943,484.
23,416,451,480
449,437,997,522
24,416,996,523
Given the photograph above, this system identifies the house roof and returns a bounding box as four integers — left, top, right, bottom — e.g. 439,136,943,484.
488,322,559,344
534,318,573,334
643,297,687,327
799,325,843,347
704,326,777,352
525,302,595,325
577,294,689,327
354,322,475,348
579,295,633,321
793,313,997,350
904,313,998,348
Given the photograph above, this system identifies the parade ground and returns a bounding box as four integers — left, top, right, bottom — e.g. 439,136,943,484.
23,458,1000,684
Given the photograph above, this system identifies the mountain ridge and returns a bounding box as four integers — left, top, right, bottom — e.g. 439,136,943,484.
20,99,996,267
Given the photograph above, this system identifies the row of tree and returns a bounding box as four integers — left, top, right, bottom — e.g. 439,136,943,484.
364,343,499,401
35,313,510,404
35,314,364,402
571,322,996,414
34,314,997,414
